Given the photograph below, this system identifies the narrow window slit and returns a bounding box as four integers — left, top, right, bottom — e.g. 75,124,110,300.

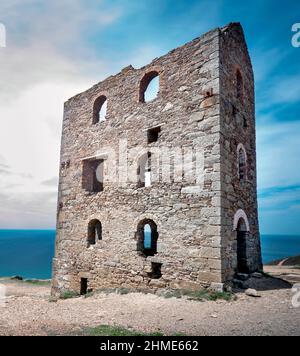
137,152,152,188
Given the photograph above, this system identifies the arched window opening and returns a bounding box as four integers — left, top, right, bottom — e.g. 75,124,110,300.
236,70,243,101
238,146,247,181
139,71,160,103
137,152,151,188
236,218,249,274
87,219,102,247
93,96,107,124
136,219,158,257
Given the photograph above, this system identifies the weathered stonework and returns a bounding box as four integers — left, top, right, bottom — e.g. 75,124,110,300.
51,23,262,297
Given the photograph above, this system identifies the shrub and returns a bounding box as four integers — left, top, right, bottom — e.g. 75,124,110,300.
86,325,164,337
25,279,51,286
60,291,80,300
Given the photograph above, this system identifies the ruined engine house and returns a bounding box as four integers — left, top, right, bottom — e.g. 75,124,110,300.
52,23,262,296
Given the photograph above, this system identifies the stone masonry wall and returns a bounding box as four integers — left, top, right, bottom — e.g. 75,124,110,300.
51,23,262,297
219,24,262,282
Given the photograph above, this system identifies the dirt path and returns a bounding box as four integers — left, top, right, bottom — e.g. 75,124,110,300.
0,276,300,336
264,265,300,284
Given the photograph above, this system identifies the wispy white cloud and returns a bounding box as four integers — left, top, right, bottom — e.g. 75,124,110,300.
257,120,300,190
0,191,57,229
256,118,300,235
0,0,123,228
267,73,300,105
41,177,59,187
1,0,122,47
0,0,299,235
258,184,300,235
125,44,166,69
252,47,288,83
256,69,300,110
259,186,300,210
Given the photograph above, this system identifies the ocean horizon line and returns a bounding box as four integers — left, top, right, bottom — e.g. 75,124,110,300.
0,231,299,279
0,228,56,231
0,229,300,237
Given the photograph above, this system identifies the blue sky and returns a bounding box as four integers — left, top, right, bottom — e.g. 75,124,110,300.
0,0,299,234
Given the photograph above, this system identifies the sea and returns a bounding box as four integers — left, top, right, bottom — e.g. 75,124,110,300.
0,230,300,279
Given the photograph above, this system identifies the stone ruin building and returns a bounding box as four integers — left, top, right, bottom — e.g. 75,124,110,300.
51,23,262,297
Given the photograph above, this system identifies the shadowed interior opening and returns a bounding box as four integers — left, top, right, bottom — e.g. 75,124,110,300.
148,262,162,279
87,219,102,247
237,218,249,274
147,126,161,144
80,278,88,295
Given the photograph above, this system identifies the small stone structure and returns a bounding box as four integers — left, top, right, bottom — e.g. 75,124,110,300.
51,23,262,297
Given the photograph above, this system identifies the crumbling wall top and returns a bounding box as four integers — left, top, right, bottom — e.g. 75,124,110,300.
65,24,242,105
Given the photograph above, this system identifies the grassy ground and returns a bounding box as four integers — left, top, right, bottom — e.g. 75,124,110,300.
0,277,51,286
162,289,233,301
1,276,299,336
24,279,51,286
84,325,165,336
58,287,234,302
59,291,80,300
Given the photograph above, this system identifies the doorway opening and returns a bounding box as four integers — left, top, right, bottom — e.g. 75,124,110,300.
80,278,88,295
237,218,249,273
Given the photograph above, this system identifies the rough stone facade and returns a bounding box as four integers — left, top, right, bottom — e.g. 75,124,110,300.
51,23,262,297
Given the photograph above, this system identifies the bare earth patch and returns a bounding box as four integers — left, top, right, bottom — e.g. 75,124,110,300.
0,274,300,336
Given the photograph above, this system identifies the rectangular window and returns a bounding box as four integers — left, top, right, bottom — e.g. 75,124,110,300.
147,126,161,144
82,159,104,193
